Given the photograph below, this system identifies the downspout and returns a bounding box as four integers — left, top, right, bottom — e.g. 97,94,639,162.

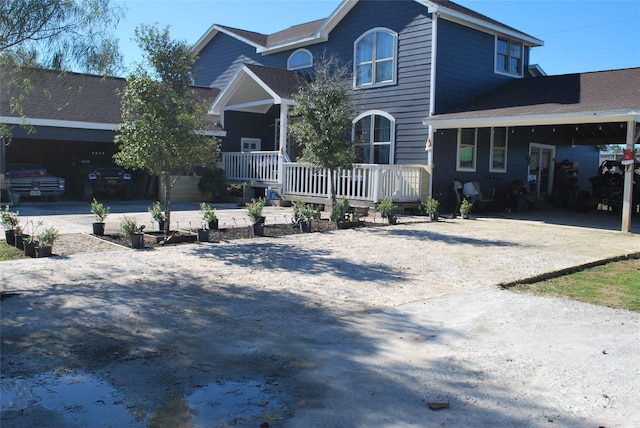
427,11,439,199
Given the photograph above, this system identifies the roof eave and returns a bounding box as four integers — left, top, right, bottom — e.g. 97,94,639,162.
428,3,544,47
259,35,328,55
423,110,640,129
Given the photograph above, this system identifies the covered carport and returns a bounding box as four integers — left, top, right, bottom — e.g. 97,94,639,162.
424,68,640,232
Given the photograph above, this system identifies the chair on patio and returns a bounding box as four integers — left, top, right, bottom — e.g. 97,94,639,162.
471,181,494,212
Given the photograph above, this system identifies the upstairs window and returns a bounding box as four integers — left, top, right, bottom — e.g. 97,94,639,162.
287,49,313,70
354,29,397,87
353,111,394,164
457,128,477,172
496,37,523,77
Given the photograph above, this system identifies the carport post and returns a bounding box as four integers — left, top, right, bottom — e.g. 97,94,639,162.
620,119,637,233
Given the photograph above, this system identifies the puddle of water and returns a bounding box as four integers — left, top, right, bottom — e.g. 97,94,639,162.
1,372,287,427
1,372,135,426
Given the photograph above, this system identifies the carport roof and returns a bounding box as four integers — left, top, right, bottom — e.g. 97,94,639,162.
0,68,220,131
424,67,640,129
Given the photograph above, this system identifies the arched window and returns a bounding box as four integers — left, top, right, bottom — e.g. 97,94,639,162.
353,111,395,164
354,28,397,87
287,49,313,70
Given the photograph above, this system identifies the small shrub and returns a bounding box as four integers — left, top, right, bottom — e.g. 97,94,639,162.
376,199,396,218
120,216,145,236
36,227,60,246
199,202,217,223
90,199,110,222
148,201,166,223
246,198,266,224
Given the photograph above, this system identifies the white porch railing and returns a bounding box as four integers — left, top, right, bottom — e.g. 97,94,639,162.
282,163,423,203
222,151,425,203
222,151,281,184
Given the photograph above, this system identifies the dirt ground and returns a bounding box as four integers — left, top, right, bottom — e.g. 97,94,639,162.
1,208,640,427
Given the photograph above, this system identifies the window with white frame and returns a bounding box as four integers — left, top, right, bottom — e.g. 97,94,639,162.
495,37,523,77
287,49,313,70
353,111,394,164
490,127,508,172
457,128,477,171
241,137,261,152
354,28,397,87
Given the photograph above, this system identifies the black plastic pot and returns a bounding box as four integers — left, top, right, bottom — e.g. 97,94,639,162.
4,229,16,246
92,222,105,236
197,228,210,242
129,233,145,249
35,245,52,258
208,219,219,230
24,240,38,258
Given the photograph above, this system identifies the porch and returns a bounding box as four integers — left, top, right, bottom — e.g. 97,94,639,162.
221,151,428,207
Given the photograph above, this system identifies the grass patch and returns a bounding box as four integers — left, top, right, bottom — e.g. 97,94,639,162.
0,241,26,261
508,258,640,312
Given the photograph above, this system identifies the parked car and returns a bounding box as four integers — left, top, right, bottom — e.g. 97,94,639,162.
6,163,65,200
79,163,134,202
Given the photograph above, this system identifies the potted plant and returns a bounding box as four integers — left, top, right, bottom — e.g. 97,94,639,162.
459,199,473,219
23,220,43,257
120,216,146,248
376,199,398,224
292,199,320,232
199,202,218,230
246,197,266,236
1,205,19,245
424,197,440,221
148,201,166,231
35,226,59,258
90,198,110,236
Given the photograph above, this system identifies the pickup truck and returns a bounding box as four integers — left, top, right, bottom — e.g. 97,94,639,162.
6,163,66,200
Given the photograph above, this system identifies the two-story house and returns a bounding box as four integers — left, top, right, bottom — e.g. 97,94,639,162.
188,0,639,223
2,0,638,229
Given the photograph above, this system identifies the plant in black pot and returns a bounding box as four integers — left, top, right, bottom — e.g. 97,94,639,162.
292,199,320,232
246,197,266,236
199,202,218,230
1,205,20,246
424,197,440,221
23,220,43,257
120,216,146,249
459,199,473,219
148,201,166,231
376,199,398,225
35,226,59,258
90,198,110,236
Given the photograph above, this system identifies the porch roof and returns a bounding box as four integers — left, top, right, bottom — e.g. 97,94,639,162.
423,68,640,130
209,64,306,116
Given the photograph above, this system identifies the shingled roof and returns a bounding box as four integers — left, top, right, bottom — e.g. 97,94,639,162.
1,68,220,129
244,64,307,98
424,68,640,127
193,0,541,55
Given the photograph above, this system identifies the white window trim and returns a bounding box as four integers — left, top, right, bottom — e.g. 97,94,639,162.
352,110,396,164
456,128,477,172
353,27,398,89
489,127,508,173
287,49,313,70
241,137,261,152
494,36,524,78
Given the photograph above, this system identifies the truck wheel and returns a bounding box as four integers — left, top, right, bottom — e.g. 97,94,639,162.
81,181,93,202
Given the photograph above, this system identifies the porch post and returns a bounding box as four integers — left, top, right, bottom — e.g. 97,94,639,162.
279,104,288,155
620,119,636,233
426,125,435,199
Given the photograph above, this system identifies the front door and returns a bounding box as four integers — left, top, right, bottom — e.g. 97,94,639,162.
528,143,555,198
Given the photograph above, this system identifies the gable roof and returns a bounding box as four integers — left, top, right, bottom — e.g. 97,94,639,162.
423,68,640,128
1,68,220,131
209,64,306,117
192,0,542,56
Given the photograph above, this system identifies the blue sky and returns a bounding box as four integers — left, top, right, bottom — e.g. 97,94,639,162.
113,0,640,76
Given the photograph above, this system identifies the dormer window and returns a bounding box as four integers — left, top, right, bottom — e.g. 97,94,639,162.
287,49,313,70
496,37,523,77
354,28,397,88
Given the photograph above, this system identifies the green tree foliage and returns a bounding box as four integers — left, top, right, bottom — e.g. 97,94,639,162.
289,54,355,214
114,25,220,235
0,0,123,74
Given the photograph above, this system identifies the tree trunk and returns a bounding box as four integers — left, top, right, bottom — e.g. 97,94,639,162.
329,168,337,218
163,174,171,239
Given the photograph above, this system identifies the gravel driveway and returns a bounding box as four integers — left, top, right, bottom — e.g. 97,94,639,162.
1,203,639,427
